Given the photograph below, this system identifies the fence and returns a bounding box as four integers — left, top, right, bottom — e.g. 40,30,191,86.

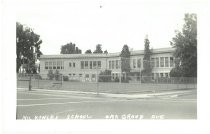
17,73,197,94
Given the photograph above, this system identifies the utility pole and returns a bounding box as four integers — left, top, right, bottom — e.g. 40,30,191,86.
96,67,99,95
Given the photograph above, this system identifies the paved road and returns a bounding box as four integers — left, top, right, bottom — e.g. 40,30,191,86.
16,88,197,119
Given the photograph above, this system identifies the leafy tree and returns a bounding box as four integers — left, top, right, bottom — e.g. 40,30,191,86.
120,45,131,82
93,44,103,54
60,42,82,54
170,13,197,77
142,36,152,77
104,50,108,54
85,49,92,54
16,22,43,73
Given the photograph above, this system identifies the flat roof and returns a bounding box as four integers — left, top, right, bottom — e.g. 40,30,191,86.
40,47,175,59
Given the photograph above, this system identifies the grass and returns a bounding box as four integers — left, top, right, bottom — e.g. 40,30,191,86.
17,79,197,94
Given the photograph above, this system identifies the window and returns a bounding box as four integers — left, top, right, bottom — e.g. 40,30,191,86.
79,74,82,77
98,61,101,69
85,61,88,68
156,73,159,78
53,61,56,69
116,60,119,69
93,61,97,69
73,74,75,76
165,57,169,67
160,57,164,67
61,61,64,69
109,61,111,69
133,59,136,68
90,61,92,69
112,61,114,69
151,58,155,68
85,74,89,81
69,62,72,67
57,61,60,69
170,57,174,67
49,61,52,69
156,57,159,67
92,74,96,81
81,61,84,69
165,73,169,77
69,74,71,76
73,62,75,67
137,58,141,68
152,73,154,80
112,73,115,79
45,62,48,69
160,73,164,77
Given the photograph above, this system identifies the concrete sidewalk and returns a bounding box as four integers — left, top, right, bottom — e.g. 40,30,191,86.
17,87,196,100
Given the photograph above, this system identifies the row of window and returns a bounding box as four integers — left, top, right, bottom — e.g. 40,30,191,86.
150,57,174,68
44,57,174,70
69,62,76,68
132,59,141,69
80,61,101,69
152,72,170,78
45,61,64,70
109,60,120,69
68,73,96,79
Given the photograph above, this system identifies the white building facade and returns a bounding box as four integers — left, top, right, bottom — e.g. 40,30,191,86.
39,47,175,82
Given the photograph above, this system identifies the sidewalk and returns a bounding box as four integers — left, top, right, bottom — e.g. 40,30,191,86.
17,87,196,100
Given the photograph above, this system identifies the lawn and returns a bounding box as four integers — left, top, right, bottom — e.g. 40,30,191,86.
17,79,197,94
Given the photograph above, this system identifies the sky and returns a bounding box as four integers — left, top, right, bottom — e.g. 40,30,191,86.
15,0,201,55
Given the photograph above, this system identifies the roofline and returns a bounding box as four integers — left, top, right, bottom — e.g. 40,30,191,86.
40,47,175,59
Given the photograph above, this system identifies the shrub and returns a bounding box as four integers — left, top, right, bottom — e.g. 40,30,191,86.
54,70,60,81
98,70,112,82
63,76,69,81
114,77,120,82
35,74,42,80
47,70,54,80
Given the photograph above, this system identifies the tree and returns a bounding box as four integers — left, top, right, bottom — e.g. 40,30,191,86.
85,49,92,54
104,50,108,54
16,22,43,73
142,36,152,77
120,45,131,82
60,42,82,54
170,13,197,77
93,44,103,53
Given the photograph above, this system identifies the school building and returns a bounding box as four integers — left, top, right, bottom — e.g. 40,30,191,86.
39,47,175,82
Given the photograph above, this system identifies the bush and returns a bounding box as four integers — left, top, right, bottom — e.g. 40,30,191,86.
47,70,54,80
63,76,69,81
54,70,60,81
98,70,112,82
141,76,152,83
35,74,42,80
114,77,120,82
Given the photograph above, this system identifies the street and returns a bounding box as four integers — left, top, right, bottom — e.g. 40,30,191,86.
17,88,197,119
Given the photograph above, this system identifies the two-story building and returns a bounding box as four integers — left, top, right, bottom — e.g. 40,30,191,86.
39,47,175,82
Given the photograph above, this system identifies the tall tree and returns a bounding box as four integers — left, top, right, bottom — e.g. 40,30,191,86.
93,44,103,54
16,22,42,73
142,36,152,76
104,50,108,54
85,49,92,54
120,45,130,82
170,13,197,77
60,42,82,54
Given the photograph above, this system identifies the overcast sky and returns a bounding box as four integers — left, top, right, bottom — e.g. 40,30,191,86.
16,0,200,55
